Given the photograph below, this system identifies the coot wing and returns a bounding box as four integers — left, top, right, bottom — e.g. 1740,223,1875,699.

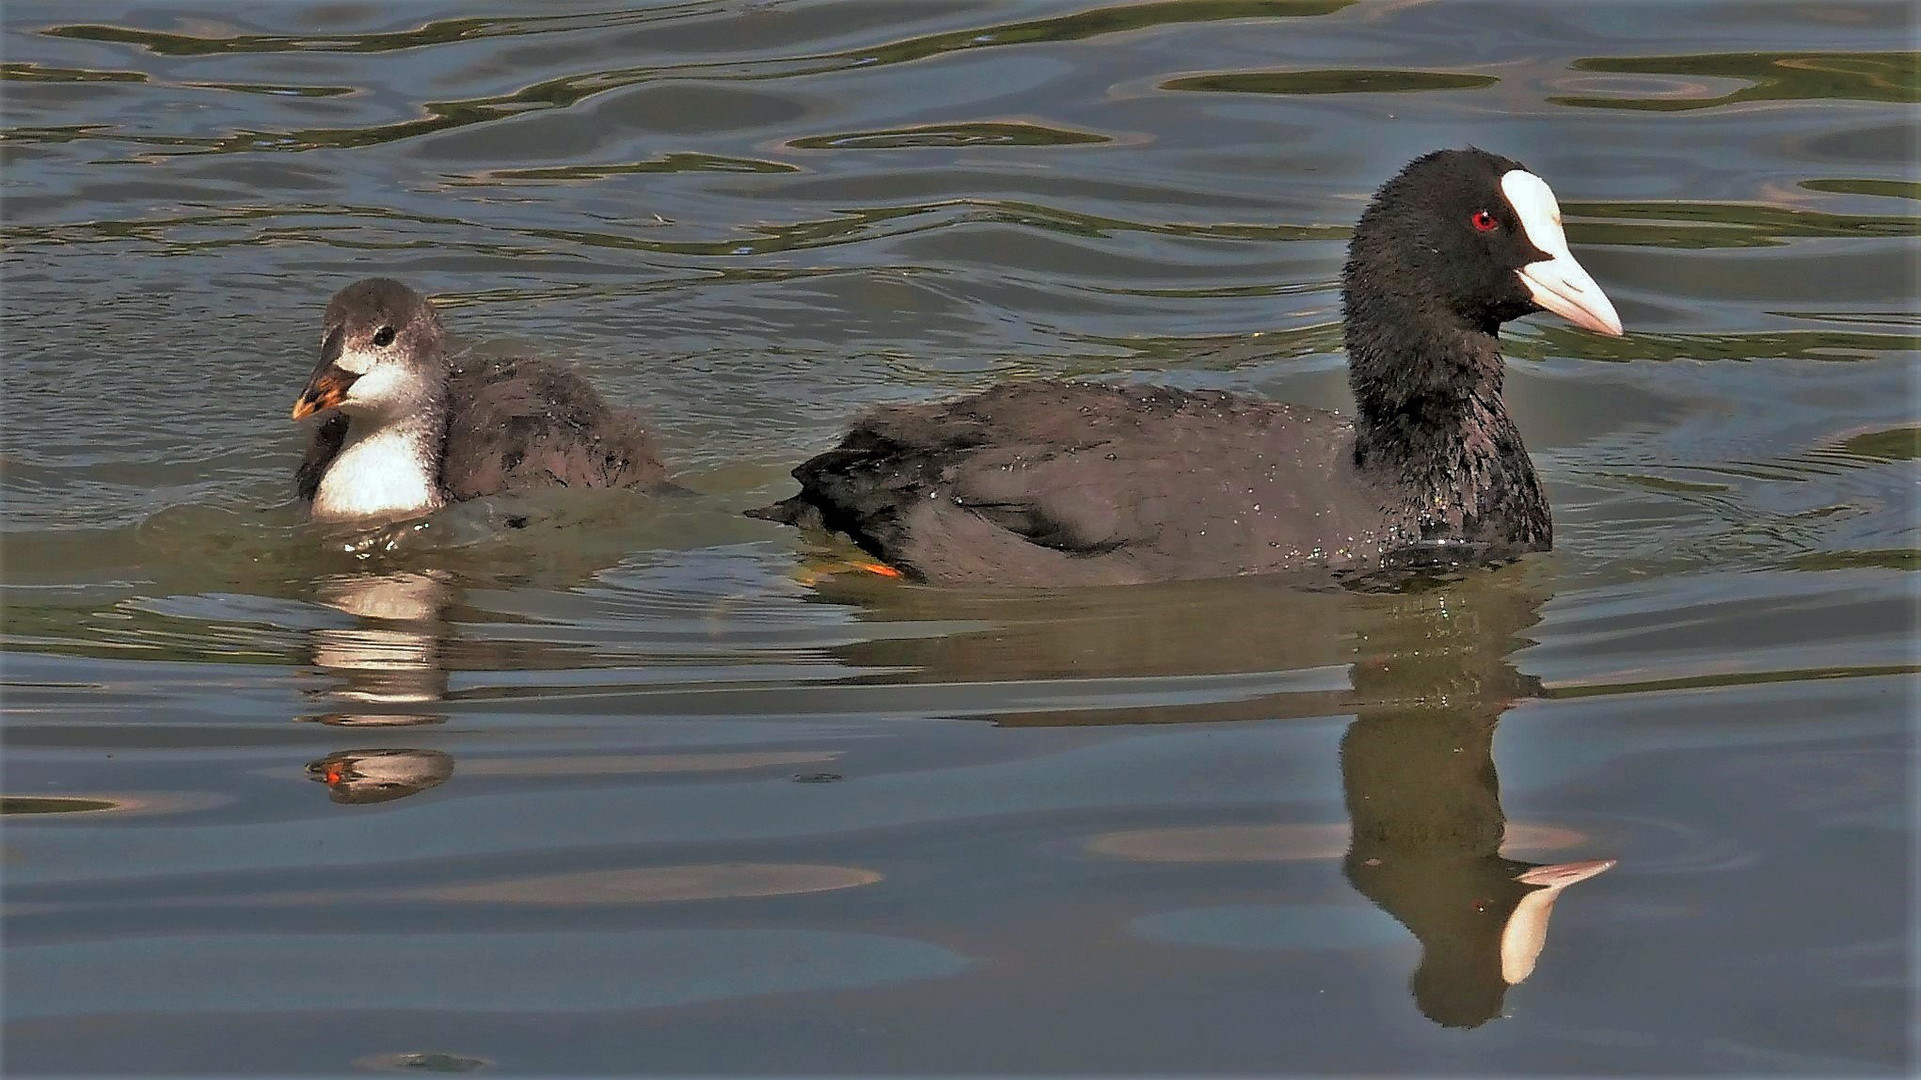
770,380,1396,585
439,357,665,500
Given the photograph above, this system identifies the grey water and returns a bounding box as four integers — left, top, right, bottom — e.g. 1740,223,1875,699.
1,0,1915,1074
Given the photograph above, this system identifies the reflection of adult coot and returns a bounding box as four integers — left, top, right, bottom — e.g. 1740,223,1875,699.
811,552,1613,1024
1341,573,1613,1028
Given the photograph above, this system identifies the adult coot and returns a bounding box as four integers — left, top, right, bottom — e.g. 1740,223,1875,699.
292,278,666,522
753,149,1622,585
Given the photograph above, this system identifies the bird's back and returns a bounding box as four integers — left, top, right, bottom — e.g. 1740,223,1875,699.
762,380,1404,585
440,356,665,499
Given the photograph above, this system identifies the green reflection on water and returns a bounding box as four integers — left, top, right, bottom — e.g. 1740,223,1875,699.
1564,199,1919,249
1784,550,1920,572
1058,321,1345,371
1617,474,1734,495
1801,178,1921,201
456,153,800,185
0,796,119,814
0,62,145,83
184,82,354,98
9,184,1902,262
1516,326,1914,364
1066,321,1912,370
24,2,1351,157
1162,69,1497,94
47,1,1351,59
1,601,302,666
41,9,641,55
1552,51,1918,111
0,124,109,146
820,0,1353,68
0,195,1341,259
789,123,1109,150
1833,427,1921,462
1544,663,1919,698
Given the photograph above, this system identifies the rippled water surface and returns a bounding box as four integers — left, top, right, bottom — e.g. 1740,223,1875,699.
3,0,1916,1074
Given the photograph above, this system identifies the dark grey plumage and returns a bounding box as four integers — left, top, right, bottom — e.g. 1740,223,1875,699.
434,354,665,499
755,149,1622,585
762,381,1399,586
294,413,349,503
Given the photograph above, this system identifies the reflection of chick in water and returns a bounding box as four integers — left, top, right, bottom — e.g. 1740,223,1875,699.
306,570,453,726
1342,576,1614,1029
307,748,454,804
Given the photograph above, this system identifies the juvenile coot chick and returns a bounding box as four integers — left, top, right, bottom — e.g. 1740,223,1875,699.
292,278,666,522
753,149,1623,585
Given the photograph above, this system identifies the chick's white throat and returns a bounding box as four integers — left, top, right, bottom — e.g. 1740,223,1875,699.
311,419,445,521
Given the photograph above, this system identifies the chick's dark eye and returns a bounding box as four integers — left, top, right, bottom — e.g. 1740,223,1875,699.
1470,210,1499,232
371,326,396,347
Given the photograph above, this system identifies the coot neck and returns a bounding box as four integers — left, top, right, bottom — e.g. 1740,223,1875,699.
1342,288,1550,548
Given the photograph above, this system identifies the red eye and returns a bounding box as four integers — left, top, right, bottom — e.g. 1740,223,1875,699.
1471,210,1499,232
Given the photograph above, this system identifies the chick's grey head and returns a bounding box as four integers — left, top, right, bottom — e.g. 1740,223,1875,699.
292,278,447,423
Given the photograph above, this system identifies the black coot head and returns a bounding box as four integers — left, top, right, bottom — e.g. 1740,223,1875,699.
1346,148,1622,339
292,278,447,422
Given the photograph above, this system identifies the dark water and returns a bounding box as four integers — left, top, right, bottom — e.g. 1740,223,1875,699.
2,0,1916,1074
